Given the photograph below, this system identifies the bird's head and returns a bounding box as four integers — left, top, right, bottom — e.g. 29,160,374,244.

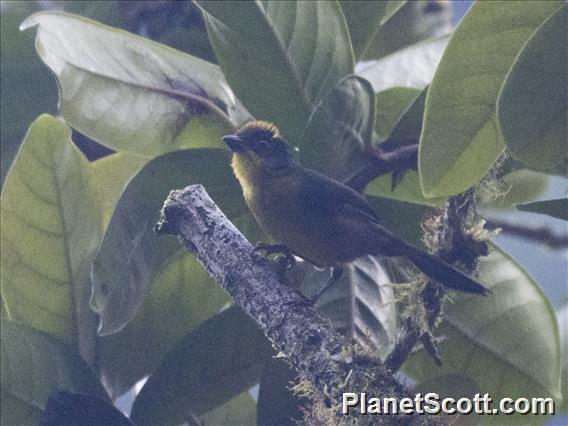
223,121,296,180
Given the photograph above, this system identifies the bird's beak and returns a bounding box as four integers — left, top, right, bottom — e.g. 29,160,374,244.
223,135,245,152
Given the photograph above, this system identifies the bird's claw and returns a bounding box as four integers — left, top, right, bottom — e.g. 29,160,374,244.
253,242,272,255
281,295,316,309
253,242,296,270
276,255,296,271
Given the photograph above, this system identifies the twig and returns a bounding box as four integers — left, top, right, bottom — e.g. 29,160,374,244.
155,185,441,425
385,319,420,372
385,191,490,372
485,218,568,250
345,143,418,193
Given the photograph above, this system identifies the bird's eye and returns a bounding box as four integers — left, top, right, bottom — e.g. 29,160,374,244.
256,140,269,152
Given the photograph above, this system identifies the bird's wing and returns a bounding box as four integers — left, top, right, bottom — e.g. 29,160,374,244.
299,168,383,224
340,201,383,226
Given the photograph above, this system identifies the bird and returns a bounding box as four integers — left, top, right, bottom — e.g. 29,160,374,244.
223,120,489,302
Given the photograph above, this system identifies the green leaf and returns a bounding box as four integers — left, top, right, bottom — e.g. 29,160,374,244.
369,167,549,210
404,246,562,423
0,115,101,359
91,148,246,335
40,391,133,426
366,172,443,207
1,391,42,426
21,12,238,156
98,251,230,397
339,1,386,60
419,2,564,198
369,89,444,207
199,0,354,145
374,87,421,141
1,2,58,184
517,198,568,221
301,76,375,181
257,357,303,426
200,391,256,426
361,1,451,61
498,5,568,171
382,1,407,25
477,169,549,209
91,154,259,396
367,196,429,247
357,35,449,93
388,87,427,144
1,320,109,426
414,374,482,425
91,152,149,227
307,256,398,358
130,306,272,426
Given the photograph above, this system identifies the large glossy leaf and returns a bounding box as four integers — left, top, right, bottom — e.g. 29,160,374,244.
374,87,421,141
40,391,133,426
91,148,246,335
0,115,101,360
98,251,230,397
307,256,398,358
1,2,58,185
419,2,564,198
498,5,567,171
130,306,272,426
477,169,549,209
257,357,304,426
516,198,568,221
369,89,445,207
199,0,353,145
91,153,259,396
388,87,427,144
115,1,217,64
1,321,109,426
301,76,375,181
368,167,549,210
340,1,386,60
21,12,238,156
404,247,562,424
200,391,256,426
366,172,442,207
91,152,149,227
357,35,449,93
367,196,429,247
1,0,123,180
1,392,42,426
382,1,407,25
362,1,451,61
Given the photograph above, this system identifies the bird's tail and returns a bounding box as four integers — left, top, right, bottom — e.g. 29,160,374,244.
403,243,490,295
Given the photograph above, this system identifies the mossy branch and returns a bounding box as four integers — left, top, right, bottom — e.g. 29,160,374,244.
155,185,443,425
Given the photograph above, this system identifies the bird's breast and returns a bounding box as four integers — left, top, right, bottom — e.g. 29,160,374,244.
246,178,364,267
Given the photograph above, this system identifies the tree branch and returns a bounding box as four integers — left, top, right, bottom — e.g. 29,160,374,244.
485,218,568,250
386,191,490,371
155,185,442,425
345,143,418,193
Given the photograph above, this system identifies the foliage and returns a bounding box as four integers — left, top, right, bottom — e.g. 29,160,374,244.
1,1,565,425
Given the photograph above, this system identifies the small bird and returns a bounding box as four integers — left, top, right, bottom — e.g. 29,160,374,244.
223,120,489,302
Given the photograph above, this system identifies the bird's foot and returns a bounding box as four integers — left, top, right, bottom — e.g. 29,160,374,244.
281,294,316,309
253,242,296,270
301,294,319,307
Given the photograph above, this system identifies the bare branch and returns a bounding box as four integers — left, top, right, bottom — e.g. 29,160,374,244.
485,218,568,250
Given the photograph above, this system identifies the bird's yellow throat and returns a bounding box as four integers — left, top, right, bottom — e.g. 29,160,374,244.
231,152,258,201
